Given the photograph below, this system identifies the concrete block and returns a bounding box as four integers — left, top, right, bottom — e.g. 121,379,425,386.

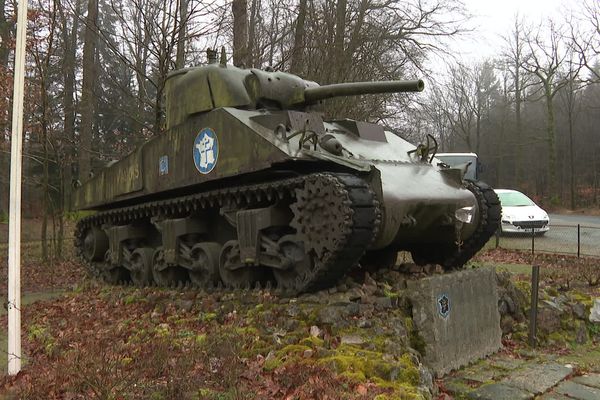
408,267,502,376
504,363,573,394
573,374,600,389
467,383,533,400
555,380,600,400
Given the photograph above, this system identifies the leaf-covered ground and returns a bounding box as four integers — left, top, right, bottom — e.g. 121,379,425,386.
0,246,598,399
0,285,396,399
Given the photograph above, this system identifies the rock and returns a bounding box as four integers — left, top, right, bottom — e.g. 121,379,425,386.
340,334,365,345
287,303,301,318
555,380,600,399
374,296,393,310
467,383,532,400
383,339,405,357
317,304,358,326
495,271,527,321
302,349,314,358
336,283,348,292
298,293,321,303
571,302,587,320
347,287,364,302
589,298,600,323
359,303,375,317
537,306,562,334
407,264,423,274
309,325,322,338
419,365,436,396
543,299,565,313
572,374,600,389
364,272,378,287
500,315,515,334
357,319,372,328
346,302,360,316
504,363,573,395
423,264,436,274
576,323,588,344
327,287,338,294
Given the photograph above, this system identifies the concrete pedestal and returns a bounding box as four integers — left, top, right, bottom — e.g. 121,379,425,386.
408,267,502,376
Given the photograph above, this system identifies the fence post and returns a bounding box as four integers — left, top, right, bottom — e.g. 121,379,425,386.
531,227,535,257
529,265,540,348
495,228,500,248
577,224,580,258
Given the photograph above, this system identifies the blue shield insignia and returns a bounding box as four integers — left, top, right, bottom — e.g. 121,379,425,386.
437,294,450,319
193,128,219,174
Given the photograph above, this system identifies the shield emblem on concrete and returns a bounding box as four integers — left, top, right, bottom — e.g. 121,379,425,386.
437,294,450,318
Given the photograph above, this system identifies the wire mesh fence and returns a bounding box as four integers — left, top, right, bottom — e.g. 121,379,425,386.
494,224,600,258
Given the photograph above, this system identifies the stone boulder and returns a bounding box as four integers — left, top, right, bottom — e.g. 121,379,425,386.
590,298,600,323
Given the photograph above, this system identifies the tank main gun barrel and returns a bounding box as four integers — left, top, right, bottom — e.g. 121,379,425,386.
302,80,424,104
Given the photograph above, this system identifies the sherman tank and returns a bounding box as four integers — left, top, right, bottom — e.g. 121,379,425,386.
73,51,501,294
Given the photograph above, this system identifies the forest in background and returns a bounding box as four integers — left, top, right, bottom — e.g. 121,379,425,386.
0,0,599,260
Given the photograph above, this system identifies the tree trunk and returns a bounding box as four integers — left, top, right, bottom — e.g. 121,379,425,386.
175,0,188,69
60,0,80,211
247,0,259,67
544,82,557,198
79,0,99,181
0,0,11,68
332,0,347,80
290,0,307,74
232,0,248,67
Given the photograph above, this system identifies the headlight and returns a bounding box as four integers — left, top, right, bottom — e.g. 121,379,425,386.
455,206,475,224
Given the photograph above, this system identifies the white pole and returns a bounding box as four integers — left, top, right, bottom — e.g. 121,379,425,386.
8,0,28,376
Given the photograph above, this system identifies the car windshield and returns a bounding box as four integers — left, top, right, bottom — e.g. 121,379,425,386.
497,191,535,207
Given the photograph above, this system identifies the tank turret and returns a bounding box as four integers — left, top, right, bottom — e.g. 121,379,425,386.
165,62,423,129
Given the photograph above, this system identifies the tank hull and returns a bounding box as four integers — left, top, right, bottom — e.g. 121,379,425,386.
75,108,479,251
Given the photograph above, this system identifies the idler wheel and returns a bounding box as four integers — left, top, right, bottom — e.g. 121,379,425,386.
152,247,188,287
129,247,155,286
188,242,221,287
272,234,315,291
82,227,109,262
101,250,129,284
219,240,265,289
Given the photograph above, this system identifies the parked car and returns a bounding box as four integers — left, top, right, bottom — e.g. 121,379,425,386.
494,189,550,235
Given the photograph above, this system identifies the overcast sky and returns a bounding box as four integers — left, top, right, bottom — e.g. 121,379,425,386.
450,0,570,60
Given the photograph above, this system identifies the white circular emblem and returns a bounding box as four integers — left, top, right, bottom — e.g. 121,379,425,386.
193,128,218,174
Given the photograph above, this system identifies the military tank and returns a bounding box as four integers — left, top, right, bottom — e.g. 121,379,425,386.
73,51,501,294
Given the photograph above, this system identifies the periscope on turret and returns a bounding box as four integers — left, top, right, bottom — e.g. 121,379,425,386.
73,51,500,294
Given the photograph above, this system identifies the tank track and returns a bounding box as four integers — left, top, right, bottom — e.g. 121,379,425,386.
411,180,501,269
74,172,379,294
441,181,501,268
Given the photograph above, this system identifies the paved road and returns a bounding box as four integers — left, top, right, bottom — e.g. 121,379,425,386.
497,213,600,257
447,355,600,400
549,213,600,227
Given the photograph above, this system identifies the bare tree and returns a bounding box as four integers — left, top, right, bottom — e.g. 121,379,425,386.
521,20,581,196
501,16,532,185
79,0,99,180
289,0,307,73
0,0,12,68
232,0,248,66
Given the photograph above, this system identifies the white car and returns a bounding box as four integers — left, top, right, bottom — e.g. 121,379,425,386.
495,189,550,235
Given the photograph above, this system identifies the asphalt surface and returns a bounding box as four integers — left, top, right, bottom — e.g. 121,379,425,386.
549,213,600,227
497,213,600,257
